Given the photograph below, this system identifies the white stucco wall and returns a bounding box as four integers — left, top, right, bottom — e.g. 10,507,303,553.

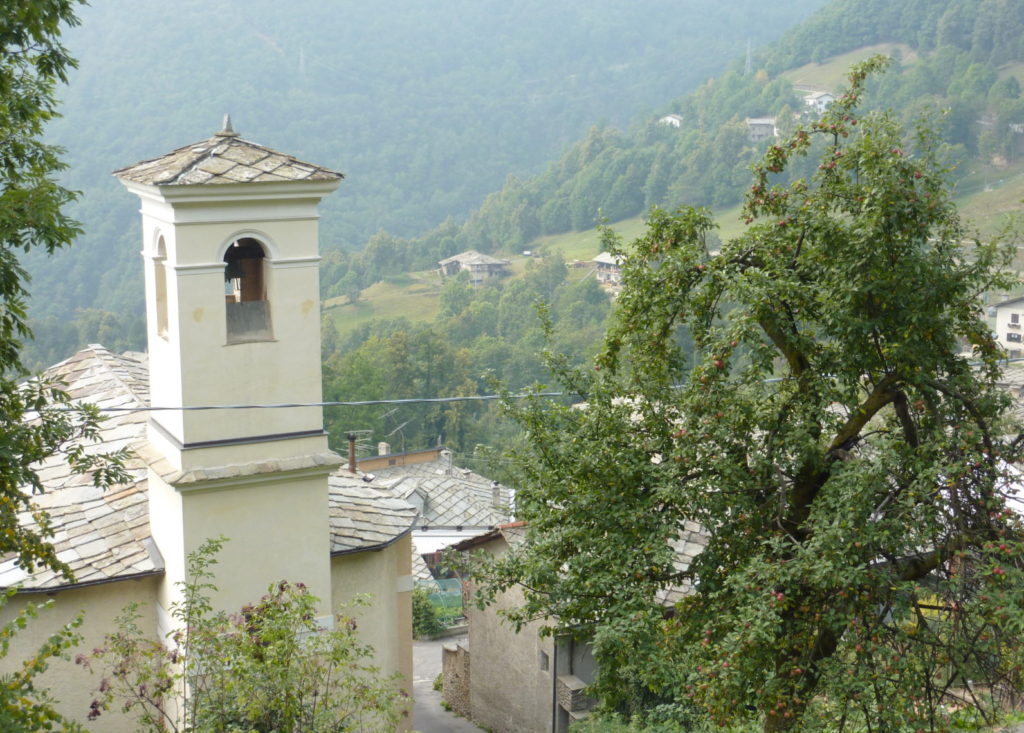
0,576,161,733
132,181,335,458
330,535,414,729
148,469,334,622
995,302,1024,357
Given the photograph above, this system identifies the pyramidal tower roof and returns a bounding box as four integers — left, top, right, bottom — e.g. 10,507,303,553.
113,116,342,186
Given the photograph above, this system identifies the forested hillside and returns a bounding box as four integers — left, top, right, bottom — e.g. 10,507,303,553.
316,0,1024,459
332,0,1024,298
24,0,826,365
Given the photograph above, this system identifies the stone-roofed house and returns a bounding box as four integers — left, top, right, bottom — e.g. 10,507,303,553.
358,446,514,580
0,124,416,732
745,116,778,143
443,520,708,733
438,250,511,285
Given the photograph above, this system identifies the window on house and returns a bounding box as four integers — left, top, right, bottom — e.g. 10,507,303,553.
539,650,550,672
1013,313,1020,324
1007,332,1021,343
154,236,168,339
224,237,272,343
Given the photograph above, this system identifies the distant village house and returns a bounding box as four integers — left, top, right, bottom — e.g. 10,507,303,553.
593,251,624,289
438,250,511,285
803,90,835,114
993,296,1024,358
745,116,778,143
658,113,684,128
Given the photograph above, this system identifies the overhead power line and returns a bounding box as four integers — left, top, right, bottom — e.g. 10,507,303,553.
53,357,1024,414
61,391,574,414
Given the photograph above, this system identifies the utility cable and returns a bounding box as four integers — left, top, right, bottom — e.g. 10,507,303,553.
51,357,1024,413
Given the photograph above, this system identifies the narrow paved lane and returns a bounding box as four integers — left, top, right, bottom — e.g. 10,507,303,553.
413,636,485,733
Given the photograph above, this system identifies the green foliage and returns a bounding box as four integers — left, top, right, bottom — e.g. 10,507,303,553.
322,254,611,455
412,588,446,640
0,3,132,728
0,0,130,579
474,59,1024,732
86,538,407,732
0,590,85,732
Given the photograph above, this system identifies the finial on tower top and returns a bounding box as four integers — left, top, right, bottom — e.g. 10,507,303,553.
217,114,237,137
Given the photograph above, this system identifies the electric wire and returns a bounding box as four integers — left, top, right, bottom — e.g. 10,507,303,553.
47,358,1024,414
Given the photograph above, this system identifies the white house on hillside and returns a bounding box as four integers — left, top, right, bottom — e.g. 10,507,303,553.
993,296,1024,358
593,251,625,289
0,123,417,731
803,90,835,114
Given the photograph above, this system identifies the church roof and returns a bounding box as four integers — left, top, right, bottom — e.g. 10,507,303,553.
328,472,419,555
0,347,157,591
113,125,342,186
2,346,415,592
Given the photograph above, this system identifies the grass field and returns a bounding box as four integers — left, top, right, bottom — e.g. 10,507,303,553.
323,272,444,334
781,42,917,90
528,217,648,262
954,160,1024,239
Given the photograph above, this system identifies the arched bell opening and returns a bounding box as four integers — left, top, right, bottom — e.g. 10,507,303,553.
224,237,273,343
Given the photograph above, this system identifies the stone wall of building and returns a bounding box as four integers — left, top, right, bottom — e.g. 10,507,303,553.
442,641,471,718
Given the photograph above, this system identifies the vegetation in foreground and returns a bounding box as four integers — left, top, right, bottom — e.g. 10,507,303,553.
473,59,1024,732
85,538,406,732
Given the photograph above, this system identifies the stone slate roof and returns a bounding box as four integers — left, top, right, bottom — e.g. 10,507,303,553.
995,296,1024,310
593,251,624,267
657,521,710,606
328,471,419,555
453,520,708,608
2,346,415,592
371,458,513,529
437,250,511,268
113,127,341,186
0,347,158,591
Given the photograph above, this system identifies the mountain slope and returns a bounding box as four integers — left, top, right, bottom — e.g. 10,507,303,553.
341,0,1022,296
28,0,827,328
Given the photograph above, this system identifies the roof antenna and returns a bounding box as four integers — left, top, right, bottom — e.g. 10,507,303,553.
218,113,237,136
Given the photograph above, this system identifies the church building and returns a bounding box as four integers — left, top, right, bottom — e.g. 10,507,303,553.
0,122,417,731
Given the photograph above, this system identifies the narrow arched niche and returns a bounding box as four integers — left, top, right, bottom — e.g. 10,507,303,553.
224,237,273,343
154,235,169,339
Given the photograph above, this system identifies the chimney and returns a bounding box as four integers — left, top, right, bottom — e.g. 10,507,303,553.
347,433,357,473
378,441,391,456
491,480,502,508
440,449,453,476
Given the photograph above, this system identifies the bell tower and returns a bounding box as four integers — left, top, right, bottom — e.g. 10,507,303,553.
115,119,342,618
